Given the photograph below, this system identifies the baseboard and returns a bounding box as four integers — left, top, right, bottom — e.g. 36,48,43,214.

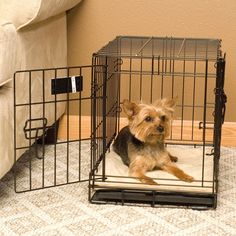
58,115,236,147
221,122,236,147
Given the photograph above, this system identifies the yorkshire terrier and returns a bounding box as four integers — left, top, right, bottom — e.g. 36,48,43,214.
113,98,194,185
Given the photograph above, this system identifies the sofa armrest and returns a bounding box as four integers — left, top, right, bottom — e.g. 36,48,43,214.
0,0,82,30
0,21,18,86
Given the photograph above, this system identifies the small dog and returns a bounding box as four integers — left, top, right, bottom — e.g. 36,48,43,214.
113,98,194,185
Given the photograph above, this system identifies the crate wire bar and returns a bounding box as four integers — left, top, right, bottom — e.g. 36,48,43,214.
89,36,226,209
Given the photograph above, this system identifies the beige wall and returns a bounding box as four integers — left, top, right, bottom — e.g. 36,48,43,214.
67,0,236,122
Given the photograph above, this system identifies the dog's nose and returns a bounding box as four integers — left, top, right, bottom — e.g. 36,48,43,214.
157,126,164,133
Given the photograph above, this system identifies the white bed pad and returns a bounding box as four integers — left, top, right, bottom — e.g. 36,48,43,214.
95,145,215,194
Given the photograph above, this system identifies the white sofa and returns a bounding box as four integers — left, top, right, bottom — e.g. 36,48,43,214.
0,0,82,179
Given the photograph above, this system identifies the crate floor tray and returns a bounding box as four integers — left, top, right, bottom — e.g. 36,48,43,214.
95,145,215,194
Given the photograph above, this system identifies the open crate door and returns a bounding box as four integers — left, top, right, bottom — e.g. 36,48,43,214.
13,65,106,192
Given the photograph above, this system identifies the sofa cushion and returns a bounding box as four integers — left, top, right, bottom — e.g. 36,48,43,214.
0,0,82,30
0,21,18,86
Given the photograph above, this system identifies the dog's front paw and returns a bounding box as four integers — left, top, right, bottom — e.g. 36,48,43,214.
145,179,158,185
130,170,158,185
183,175,194,183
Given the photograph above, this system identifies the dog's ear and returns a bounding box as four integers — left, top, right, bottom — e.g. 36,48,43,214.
154,96,177,115
122,99,139,119
161,96,177,110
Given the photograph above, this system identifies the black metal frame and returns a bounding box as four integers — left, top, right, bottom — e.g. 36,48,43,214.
89,36,226,209
13,36,226,209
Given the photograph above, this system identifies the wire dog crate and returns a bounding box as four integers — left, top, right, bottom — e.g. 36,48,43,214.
14,36,226,209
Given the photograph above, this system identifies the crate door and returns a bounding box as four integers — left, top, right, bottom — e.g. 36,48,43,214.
13,65,106,192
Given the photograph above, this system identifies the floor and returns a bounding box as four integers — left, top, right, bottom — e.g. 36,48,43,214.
0,145,235,236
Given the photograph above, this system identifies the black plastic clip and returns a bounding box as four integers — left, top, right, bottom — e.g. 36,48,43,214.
206,148,214,156
114,58,123,72
199,121,214,130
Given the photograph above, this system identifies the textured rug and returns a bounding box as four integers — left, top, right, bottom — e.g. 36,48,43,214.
0,145,236,236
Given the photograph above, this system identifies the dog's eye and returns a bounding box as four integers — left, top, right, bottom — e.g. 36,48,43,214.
145,116,152,122
161,115,166,121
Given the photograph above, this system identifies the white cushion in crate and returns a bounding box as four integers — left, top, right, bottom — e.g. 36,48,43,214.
0,0,82,30
0,21,18,86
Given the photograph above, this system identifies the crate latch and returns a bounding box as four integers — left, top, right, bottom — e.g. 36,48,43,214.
214,88,227,124
221,91,227,124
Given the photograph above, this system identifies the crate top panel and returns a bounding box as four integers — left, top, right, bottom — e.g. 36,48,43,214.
94,36,222,61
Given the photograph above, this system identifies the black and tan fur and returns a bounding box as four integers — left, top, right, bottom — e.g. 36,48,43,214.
113,98,194,185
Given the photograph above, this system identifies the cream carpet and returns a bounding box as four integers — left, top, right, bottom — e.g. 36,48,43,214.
0,146,236,236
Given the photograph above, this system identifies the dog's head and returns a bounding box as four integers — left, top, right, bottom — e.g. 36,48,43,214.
122,98,176,144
